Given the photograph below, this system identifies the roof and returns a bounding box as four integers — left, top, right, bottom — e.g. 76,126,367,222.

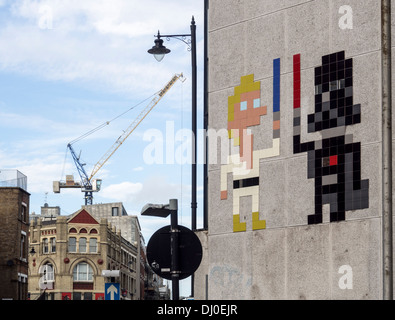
68,209,99,225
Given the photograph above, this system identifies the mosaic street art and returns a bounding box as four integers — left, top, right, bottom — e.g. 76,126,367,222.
220,59,281,232
293,51,369,224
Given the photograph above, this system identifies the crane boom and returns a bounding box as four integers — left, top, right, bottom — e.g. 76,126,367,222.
89,73,184,180
54,73,184,205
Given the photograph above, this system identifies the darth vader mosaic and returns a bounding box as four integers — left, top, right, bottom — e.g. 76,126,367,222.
292,51,369,224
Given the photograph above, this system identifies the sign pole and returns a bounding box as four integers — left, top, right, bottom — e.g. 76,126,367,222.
169,199,179,300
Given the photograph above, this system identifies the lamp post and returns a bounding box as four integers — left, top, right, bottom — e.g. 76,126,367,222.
141,199,180,300
147,17,198,232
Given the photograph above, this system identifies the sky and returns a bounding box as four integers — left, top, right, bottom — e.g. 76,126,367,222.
0,0,205,297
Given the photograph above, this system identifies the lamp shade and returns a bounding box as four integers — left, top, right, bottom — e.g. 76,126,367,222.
148,37,171,62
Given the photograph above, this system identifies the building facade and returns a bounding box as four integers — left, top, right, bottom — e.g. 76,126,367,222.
28,208,138,300
0,170,30,300
82,202,145,299
195,0,393,299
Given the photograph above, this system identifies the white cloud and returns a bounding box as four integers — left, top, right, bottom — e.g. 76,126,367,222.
100,181,143,202
100,175,183,207
0,0,203,97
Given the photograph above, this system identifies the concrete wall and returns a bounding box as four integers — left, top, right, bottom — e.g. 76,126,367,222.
195,0,389,299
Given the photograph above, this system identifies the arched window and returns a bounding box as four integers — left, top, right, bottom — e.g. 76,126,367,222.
43,263,54,282
69,228,77,234
79,228,87,234
73,262,93,281
89,229,98,234
39,262,54,290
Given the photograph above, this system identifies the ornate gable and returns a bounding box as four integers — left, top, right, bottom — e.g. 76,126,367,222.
68,209,99,224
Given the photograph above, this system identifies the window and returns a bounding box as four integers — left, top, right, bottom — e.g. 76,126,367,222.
68,237,76,252
21,203,27,223
43,238,48,254
50,237,56,253
43,263,54,282
79,237,87,253
73,262,93,281
89,238,97,253
73,292,81,300
39,263,54,290
20,233,26,260
112,207,119,216
84,292,92,300
72,292,92,300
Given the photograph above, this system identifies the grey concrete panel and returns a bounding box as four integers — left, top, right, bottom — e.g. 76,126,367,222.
258,159,287,228
208,0,245,31
208,169,233,235
209,23,245,93
251,228,287,299
330,219,381,299
286,224,331,299
208,232,253,299
244,12,286,81
329,0,380,56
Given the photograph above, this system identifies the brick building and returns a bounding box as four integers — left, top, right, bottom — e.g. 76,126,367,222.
28,208,138,300
0,170,30,300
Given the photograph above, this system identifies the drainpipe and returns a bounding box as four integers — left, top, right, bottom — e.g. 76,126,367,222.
381,0,393,300
203,0,209,231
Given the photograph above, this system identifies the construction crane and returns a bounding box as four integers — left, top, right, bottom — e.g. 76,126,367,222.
53,73,184,205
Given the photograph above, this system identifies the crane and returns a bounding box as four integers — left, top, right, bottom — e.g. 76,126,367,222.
53,73,185,205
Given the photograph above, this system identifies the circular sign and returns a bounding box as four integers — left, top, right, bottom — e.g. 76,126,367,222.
147,225,203,280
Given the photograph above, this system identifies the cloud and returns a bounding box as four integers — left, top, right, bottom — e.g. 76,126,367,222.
0,0,203,97
0,154,74,194
100,181,143,202
100,175,181,205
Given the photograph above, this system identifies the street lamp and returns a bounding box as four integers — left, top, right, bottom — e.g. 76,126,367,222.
148,32,171,62
141,199,180,300
147,16,198,232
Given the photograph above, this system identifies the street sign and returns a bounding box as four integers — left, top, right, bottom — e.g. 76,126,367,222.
102,270,120,277
147,225,203,280
105,283,120,300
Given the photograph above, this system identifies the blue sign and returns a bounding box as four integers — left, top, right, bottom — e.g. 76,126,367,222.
105,283,120,300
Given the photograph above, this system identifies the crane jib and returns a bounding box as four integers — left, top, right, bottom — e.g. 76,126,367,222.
55,73,184,205
88,73,184,181
159,74,182,97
